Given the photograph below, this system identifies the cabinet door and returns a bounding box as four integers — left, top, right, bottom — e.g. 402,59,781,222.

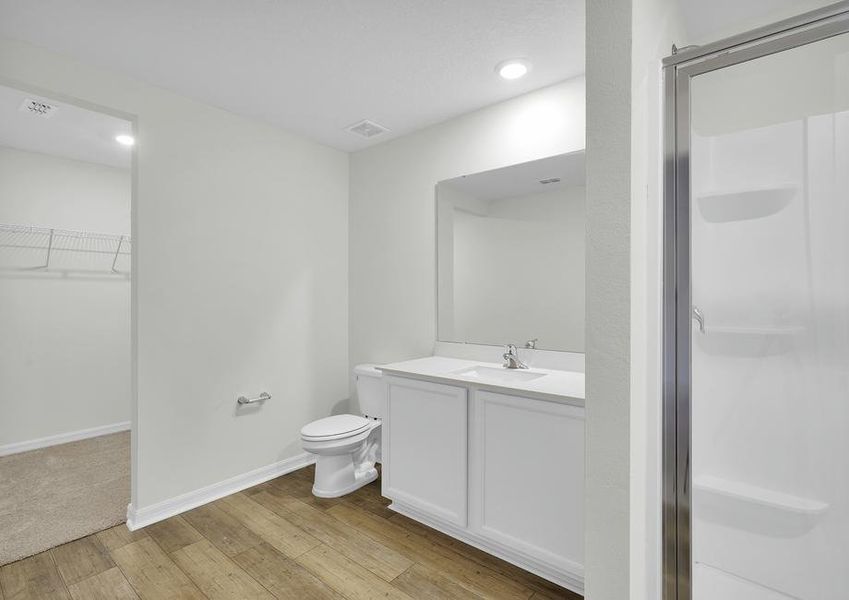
384,376,468,526
471,390,585,573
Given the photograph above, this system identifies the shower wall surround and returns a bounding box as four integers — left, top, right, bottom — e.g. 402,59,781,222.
688,56,849,597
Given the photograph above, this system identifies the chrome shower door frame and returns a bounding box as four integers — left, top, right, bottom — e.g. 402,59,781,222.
661,4,849,599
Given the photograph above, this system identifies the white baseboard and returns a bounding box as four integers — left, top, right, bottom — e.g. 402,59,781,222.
0,421,131,457
126,452,315,531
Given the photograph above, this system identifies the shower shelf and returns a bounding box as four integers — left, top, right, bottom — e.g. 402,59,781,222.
697,184,797,223
0,223,131,273
695,475,828,516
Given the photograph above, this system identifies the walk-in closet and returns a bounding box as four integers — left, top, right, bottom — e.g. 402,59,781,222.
0,84,133,565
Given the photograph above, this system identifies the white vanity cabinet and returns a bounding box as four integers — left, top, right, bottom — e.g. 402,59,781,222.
470,390,585,582
381,369,585,594
382,376,469,527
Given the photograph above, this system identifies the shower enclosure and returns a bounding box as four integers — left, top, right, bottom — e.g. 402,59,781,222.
663,4,849,599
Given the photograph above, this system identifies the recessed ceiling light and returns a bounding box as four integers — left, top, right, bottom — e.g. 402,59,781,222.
496,59,530,80
115,134,135,146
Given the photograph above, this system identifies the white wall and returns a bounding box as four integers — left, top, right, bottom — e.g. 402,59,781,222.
0,146,131,447
0,37,350,513
349,78,586,386
584,0,634,597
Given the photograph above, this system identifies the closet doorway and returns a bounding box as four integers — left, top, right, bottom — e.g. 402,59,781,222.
0,82,135,565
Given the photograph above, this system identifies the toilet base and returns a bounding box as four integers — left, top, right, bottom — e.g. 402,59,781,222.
312,462,378,498
303,421,381,498
312,454,377,498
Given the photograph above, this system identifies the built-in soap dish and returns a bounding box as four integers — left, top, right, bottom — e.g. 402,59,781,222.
697,185,796,223
694,475,827,536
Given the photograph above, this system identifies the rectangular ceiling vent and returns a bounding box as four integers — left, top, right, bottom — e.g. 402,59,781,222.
19,98,58,118
539,177,561,185
346,119,389,139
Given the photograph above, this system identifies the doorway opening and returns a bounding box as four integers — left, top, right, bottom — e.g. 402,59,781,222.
0,82,136,564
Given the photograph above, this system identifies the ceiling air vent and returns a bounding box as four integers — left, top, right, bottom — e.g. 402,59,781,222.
539,177,561,185
346,119,389,139
19,98,58,118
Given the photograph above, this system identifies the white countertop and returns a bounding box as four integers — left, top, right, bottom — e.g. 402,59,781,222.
378,355,585,406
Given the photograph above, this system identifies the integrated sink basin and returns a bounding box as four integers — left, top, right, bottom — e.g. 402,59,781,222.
453,365,547,383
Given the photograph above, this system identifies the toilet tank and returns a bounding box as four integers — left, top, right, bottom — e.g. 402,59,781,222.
354,364,384,419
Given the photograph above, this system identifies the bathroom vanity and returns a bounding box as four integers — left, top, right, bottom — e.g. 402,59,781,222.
378,355,585,594
387,152,588,592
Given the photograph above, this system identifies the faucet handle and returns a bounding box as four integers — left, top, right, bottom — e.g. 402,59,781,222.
525,338,538,349
505,344,517,355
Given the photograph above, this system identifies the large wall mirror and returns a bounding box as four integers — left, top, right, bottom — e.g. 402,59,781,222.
436,151,585,352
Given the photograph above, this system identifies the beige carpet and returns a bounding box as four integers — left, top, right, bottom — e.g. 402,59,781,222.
0,431,129,565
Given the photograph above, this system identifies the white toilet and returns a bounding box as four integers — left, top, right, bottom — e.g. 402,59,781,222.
300,364,384,498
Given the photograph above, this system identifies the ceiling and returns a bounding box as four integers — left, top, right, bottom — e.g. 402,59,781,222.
0,83,132,168
0,1,585,152
440,151,585,201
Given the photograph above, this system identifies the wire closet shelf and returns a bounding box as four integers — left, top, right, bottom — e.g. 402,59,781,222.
0,223,131,273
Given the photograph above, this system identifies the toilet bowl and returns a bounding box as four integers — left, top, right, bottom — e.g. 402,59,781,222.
300,364,384,498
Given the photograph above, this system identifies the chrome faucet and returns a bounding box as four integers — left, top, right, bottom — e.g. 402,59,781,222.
525,338,538,349
503,344,528,369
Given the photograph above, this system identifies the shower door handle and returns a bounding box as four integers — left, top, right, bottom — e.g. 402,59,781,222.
692,306,705,334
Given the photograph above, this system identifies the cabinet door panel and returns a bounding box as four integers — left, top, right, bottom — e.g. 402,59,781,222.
384,377,468,526
471,390,584,572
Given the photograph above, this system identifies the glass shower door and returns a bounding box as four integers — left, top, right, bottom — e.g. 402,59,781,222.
688,30,849,600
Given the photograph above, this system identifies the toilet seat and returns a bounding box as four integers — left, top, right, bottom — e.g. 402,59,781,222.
301,414,371,441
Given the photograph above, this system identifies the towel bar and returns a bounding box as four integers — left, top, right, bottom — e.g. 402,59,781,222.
237,392,271,405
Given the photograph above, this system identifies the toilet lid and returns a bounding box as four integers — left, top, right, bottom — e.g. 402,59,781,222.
301,414,370,440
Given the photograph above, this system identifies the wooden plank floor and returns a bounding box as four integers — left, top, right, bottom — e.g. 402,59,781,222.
0,465,581,600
